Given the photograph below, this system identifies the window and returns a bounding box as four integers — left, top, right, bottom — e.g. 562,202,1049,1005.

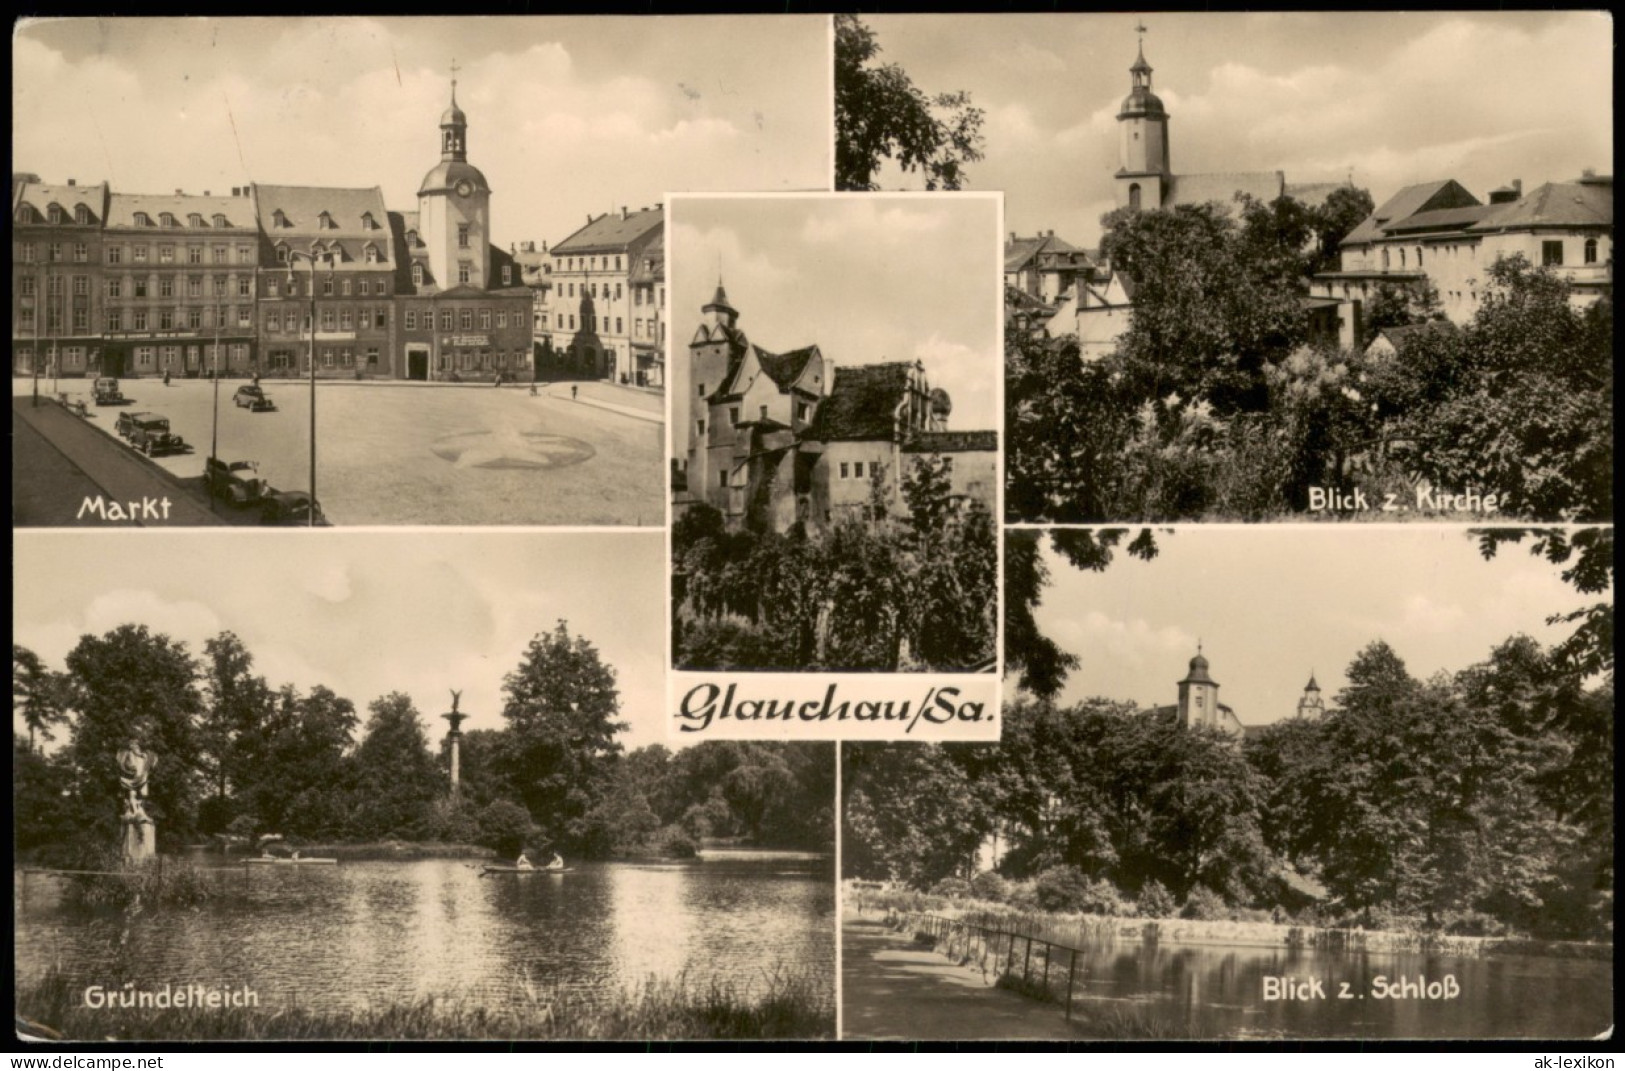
214,245,228,263
480,309,491,329
1415,247,1423,268
318,211,335,230
213,275,227,296
73,276,89,296
134,280,148,298
159,310,174,330
159,245,175,263
73,242,88,262
502,265,512,285
797,402,809,421
19,277,36,297
1382,248,1390,269
459,309,472,330
75,205,90,225
49,205,63,224
719,472,728,488
839,462,849,479
267,312,279,332
497,311,508,329
322,310,336,331
106,311,121,331
341,279,352,296
322,276,334,296
359,280,370,296
237,244,253,264
187,213,202,228
340,310,353,331
697,383,705,396
73,309,88,332
458,261,471,284
441,310,453,330
615,283,622,300
1128,183,1142,211
187,245,203,264
266,279,279,297
237,306,250,327
275,244,290,265
188,277,202,297
213,214,228,229
134,212,152,227
1542,241,1564,267
364,244,378,264
366,346,379,366
135,346,154,369
187,308,202,329
729,406,740,426
412,264,424,286
457,224,470,249
1584,239,1598,265
405,310,417,330
697,419,706,436
159,278,174,298
133,311,148,331
759,404,768,421
854,462,866,479
20,242,35,263
615,317,622,334
272,210,289,228
238,276,252,297
49,242,62,262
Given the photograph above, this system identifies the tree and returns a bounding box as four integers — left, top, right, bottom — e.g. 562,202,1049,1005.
834,14,984,191
196,631,275,831
63,625,203,849
1308,186,1376,276
13,644,68,753
497,621,627,854
348,692,441,840
843,742,990,886
247,684,357,839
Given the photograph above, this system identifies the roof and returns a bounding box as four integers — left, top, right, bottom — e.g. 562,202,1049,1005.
552,208,663,254
756,345,819,390
1166,171,1285,208
1284,181,1353,209
806,362,914,443
1470,180,1613,232
15,181,110,223
105,191,256,230
1380,204,1496,235
1179,651,1216,686
256,184,394,265
1005,232,1085,273
630,232,664,284
904,430,998,454
1342,180,1480,247
1371,320,1459,351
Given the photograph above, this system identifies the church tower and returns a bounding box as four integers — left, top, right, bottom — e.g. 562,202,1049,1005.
1176,646,1221,730
688,280,745,510
417,66,492,291
1296,673,1325,720
1115,31,1172,211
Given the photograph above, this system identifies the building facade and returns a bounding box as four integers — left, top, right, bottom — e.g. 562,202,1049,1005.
543,206,664,385
9,78,531,382
11,179,109,377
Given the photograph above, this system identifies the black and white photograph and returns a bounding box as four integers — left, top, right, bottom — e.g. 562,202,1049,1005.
13,531,835,1041
842,526,1613,1040
835,13,1613,524
669,194,1001,677
12,15,831,527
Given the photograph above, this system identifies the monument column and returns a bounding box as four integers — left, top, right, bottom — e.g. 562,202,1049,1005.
442,691,470,795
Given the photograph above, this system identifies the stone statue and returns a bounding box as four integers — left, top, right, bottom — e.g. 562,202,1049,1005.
449,689,461,713
116,741,156,865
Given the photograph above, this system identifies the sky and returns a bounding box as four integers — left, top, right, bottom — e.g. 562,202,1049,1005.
12,16,831,249
668,194,1001,449
1028,527,1598,727
860,11,1613,246
13,530,676,752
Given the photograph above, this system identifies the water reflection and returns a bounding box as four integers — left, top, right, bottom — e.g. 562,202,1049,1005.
15,851,833,1015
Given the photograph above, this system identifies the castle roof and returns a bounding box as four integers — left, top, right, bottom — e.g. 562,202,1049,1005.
1469,179,1613,232
106,191,255,230
1341,180,1481,247
806,362,915,443
1180,650,1216,686
14,181,110,224
756,345,819,390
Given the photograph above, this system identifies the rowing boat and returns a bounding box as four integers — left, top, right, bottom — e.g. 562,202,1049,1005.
244,857,338,866
480,864,571,875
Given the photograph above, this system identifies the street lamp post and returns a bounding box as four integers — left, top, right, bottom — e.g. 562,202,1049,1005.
286,250,331,527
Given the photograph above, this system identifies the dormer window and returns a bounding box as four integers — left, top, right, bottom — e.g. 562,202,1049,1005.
272,209,289,228
406,229,418,247
134,211,152,227
363,243,379,264
318,211,335,230
49,204,65,224
75,205,91,225
160,212,177,227
275,242,290,265
411,263,424,286
188,213,203,228
15,204,33,224
213,213,228,228
360,212,377,230
502,265,512,285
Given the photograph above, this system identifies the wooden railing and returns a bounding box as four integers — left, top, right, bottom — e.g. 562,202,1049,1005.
892,911,1088,1022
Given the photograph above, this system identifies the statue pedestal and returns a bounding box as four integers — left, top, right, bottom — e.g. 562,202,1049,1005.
121,816,156,866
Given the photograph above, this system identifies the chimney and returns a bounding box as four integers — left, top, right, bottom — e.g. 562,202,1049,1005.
1582,168,1596,179
621,205,629,219
67,178,76,186
1009,231,1017,243
1512,179,1522,194
203,190,210,197
175,188,183,195
654,202,662,212
541,240,548,252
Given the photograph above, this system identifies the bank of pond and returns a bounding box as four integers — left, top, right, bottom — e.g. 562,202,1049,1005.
15,850,834,1041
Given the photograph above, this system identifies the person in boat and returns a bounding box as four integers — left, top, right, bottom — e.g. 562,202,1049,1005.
291,849,301,861
547,852,564,871
515,852,534,871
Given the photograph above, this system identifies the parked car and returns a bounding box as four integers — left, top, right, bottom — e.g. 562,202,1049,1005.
92,377,125,405
126,415,185,456
116,410,153,439
260,491,326,526
232,385,275,411
204,456,267,505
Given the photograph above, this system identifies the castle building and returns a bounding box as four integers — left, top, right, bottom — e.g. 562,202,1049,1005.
1295,673,1324,720
10,75,532,382
1151,648,1246,735
675,283,997,532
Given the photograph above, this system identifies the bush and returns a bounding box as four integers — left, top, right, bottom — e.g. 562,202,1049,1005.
476,800,538,859
968,871,1008,903
1034,866,1128,915
929,877,972,899
1136,879,1177,920
1180,885,1229,920
657,825,699,859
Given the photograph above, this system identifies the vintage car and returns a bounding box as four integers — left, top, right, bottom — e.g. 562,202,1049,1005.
125,415,185,456
115,410,153,439
204,456,268,505
259,491,326,527
232,385,275,411
92,377,126,405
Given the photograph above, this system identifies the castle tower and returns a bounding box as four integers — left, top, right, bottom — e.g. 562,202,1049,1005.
1296,672,1325,720
1176,645,1221,730
688,280,744,510
1115,31,1171,211
417,66,492,291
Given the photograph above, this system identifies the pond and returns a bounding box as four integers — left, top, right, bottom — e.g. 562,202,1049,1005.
15,850,833,1017
1061,937,1611,1039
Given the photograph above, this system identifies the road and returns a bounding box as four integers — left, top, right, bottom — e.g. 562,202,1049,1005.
18,377,665,526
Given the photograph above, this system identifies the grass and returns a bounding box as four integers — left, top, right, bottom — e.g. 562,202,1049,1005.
15,967,834,1041
994,971,1060,1005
